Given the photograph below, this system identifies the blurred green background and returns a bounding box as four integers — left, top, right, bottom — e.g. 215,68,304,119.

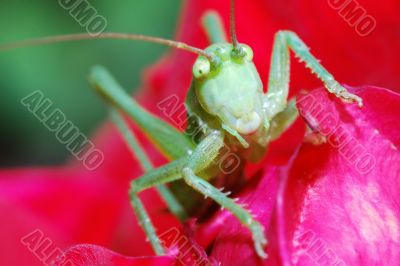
0,0,180,166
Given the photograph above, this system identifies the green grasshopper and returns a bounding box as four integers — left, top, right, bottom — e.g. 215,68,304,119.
1,0,362,259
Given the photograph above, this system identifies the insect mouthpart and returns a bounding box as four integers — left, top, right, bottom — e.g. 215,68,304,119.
236,111,262,135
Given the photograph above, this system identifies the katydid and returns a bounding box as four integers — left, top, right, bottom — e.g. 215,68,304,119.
0,0,363,259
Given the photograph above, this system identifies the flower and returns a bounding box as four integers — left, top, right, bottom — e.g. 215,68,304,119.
53,244,177,266
208,86,400,265
1,0,400,265
276,86,400,265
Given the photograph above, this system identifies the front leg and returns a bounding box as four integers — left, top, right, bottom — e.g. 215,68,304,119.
264,30,363,120
130,131,267,258
182,170,267,258
128,131,225,255
181,131,268,258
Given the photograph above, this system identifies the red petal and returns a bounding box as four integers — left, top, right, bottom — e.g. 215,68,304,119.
0,167,180,261
277,86,400,264
265,0,400,92
160,221,217,266
53,244,176,266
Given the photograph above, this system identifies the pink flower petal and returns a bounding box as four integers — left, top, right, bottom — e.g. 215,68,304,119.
53,244,176,266
0,167,180,260
277,86,400,265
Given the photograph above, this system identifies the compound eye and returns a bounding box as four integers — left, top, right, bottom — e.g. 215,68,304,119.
193,57,211,79
241,45,254,61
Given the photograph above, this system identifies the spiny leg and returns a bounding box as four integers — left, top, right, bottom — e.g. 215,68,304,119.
128,133,224,254
182,170,267,258
129,131,267,258
129,156,188,255
265,30,363,120
129,131,224,200
130,132,224,198
181,132,268,258
110,109,187,220
129,193,164,255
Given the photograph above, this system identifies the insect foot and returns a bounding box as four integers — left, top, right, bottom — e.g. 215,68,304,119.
249,221,268,259
325,79,363,107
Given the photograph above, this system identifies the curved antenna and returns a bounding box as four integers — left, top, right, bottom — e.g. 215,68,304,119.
230,0,239,49
0,33,213,61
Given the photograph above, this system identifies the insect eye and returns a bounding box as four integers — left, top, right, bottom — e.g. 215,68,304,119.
193,58,211,79
241,45,254,61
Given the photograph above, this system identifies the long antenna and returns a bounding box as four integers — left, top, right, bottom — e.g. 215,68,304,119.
230,0,239,49
0,33,213,61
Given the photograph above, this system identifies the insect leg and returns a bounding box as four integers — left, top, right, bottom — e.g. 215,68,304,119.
182,171,267,259
181,131,268,259
128,131,225,255
110,109,187,220
269,98,298,141
265,30,363,120
90,67,193,254
89,65,195,160
130,157,188,255
129,193,164,255
202,11,228,43
131,131,224,195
